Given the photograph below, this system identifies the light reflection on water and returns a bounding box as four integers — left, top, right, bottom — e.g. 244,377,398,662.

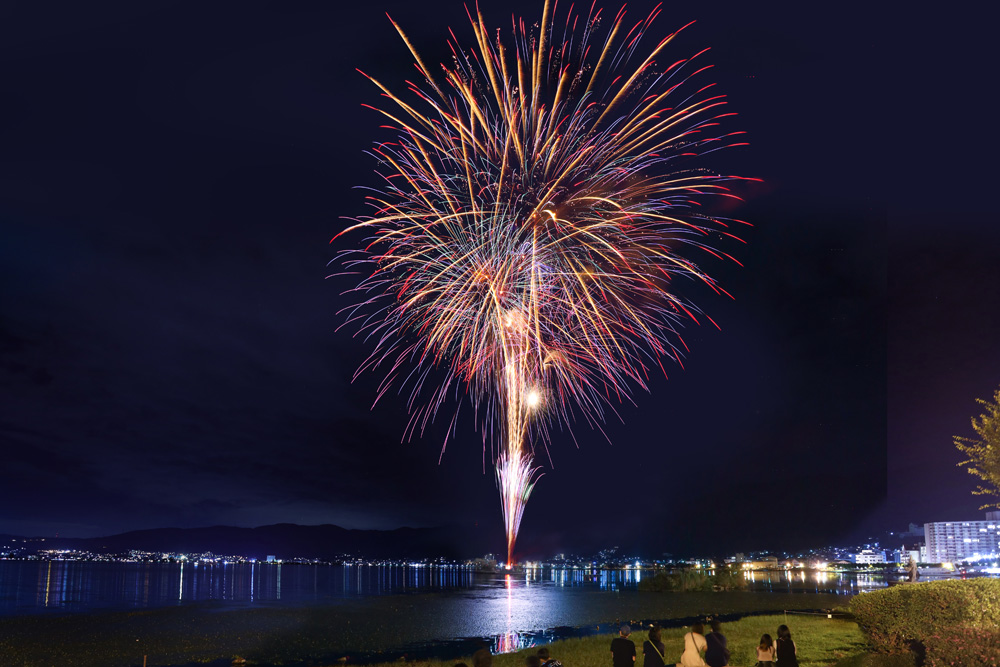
494,573,526,654
538,565,645,590
0,560,935,617
1,561,489,614
739,568,888,593
486,569,648,653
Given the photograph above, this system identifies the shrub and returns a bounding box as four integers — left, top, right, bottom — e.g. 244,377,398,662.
709,568,748,591
637,570,713,592
849,579,1000,654
924,626,1000,667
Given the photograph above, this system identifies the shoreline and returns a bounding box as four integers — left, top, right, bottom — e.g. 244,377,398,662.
0,590,852,667
10,611,868,667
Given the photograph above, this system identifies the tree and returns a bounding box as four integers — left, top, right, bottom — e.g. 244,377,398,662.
955,386,1000,510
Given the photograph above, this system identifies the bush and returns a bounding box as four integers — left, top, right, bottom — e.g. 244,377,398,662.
637,567,749,592
849,579,1000,654
924,626,1000,667
637,570,713,592
709,568,748,591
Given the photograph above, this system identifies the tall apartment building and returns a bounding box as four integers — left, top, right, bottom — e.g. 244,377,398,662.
924,512,1000,562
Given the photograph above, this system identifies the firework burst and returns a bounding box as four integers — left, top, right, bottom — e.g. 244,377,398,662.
334,0,755,564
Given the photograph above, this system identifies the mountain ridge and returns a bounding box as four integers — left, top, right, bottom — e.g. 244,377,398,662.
2,523,503,560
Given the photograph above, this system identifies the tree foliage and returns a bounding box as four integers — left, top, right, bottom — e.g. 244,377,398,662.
954,385,1000,510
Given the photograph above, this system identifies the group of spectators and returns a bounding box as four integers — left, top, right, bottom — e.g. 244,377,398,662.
464,642,563,667
612,620,799,667
460,619,799,667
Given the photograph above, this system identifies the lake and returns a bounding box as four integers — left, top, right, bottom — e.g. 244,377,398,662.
0,560,883,666
0,560,875,617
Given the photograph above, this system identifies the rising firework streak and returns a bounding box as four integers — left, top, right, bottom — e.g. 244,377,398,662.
334,0,756,564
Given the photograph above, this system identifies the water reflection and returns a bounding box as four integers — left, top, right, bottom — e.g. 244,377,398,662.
6,561,983,616
539,566,644,590
6,561,492,614
492,574,532,653
737,567,888,594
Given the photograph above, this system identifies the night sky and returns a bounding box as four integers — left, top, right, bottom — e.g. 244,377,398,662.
1,2,996,557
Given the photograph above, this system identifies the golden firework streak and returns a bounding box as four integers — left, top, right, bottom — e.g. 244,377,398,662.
336,0,755,564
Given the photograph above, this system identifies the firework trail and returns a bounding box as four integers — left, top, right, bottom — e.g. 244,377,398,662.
334,0,755,564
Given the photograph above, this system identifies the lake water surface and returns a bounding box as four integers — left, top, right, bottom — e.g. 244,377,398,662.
0,561,897,666
0,561,877,617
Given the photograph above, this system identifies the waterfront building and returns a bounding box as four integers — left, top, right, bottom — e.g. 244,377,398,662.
741,556,779,570
924,513,1000,563
851,549,886,564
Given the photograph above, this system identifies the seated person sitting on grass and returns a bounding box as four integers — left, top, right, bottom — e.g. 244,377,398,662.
704,620,729,667
611,624,637,667
756,634,775,666
775,625,798,667
538,647,562,667
473,643,492,667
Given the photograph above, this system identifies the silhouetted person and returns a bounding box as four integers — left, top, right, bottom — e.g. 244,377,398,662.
642,625,666,667
538,647,562,667
611,624,636,667
775,624,798,666
473,643,492,667
704,620,729,667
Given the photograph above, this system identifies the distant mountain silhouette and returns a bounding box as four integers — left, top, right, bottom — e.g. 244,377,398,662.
16,524,505,560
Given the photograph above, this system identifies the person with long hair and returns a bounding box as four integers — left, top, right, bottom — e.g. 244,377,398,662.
679,622,707,667
775,625,798,666
756,634,775,666
642,625,667,667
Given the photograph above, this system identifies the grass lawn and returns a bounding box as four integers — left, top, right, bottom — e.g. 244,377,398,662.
343,614,888,667
2,602,907,666
0,591,852,667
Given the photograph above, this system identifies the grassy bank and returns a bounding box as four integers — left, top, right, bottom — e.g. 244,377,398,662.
0,594,856,667
342,615,878,667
